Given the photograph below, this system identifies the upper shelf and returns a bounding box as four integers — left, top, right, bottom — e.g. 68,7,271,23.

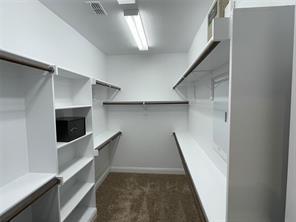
103,101,189,105
0,49,54,73
92,79,121,91
56,68,90,80
173,18,230,89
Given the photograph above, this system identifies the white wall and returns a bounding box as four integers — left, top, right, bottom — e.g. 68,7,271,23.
285,6,296,222
107,53,188,101
0,0,106,80
106,53,188,173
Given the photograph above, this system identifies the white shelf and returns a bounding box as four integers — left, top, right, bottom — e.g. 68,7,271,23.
93,130,121,150
173,18,230,89
60,182,94,222
55,104,92,110
174,131,227,222
57,68,89,80
57,131,93,149
65,206,97,222
58,157,93,184
0,173,56,217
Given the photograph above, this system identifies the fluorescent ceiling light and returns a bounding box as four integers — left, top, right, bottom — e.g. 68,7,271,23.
124,10,148,51
117,0,136,4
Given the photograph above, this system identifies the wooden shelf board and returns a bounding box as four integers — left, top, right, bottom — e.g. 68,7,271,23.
173,131,227,222
58,157,93,184
57,131,93,149
0,173,57,218
60,182,94,222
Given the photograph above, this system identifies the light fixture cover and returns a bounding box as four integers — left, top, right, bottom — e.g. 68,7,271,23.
117,0,136,4
124,9,148,51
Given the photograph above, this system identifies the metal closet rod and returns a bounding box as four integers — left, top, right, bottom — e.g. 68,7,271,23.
103,101,189,105
173,41,220,89
0,50,54,73
96,131,122,151
95,80,121,91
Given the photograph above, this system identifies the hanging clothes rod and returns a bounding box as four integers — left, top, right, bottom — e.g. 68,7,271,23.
0,177,60,222
95,80,121,91
0,49,55,73
103,101,189,105
95,131,122,151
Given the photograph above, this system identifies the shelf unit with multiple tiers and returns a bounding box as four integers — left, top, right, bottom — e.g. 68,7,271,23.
54,68,96,222
172,5,294,222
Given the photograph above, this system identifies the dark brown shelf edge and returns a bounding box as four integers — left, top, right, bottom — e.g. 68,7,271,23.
172,132,208,222
95,131,122,151
1,177,60,222
173,41,220,89
103,101,189,105
0,49,55,73
95,80,121,91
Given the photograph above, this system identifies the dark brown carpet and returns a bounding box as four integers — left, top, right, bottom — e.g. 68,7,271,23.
96,173,205,222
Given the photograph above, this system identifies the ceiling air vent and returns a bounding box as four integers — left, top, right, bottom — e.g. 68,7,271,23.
86,0,108,15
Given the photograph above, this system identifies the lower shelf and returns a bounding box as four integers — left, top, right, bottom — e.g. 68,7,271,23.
64,206,97,222
173,131,227,222
60,182,94,221
0,173,57,219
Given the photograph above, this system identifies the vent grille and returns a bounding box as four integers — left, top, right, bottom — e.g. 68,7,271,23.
86,1,107,15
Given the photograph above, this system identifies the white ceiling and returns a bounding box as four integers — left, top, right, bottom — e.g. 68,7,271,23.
39,0,212,55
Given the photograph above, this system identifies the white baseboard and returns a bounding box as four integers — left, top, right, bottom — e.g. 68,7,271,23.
110,166,185,175
95,167,110,190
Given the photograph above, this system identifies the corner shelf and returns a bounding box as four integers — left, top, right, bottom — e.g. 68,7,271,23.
58,157,93,184
93,130,122,151
173,18,230,89
0,173,58,220
60,182,94,221
173,131,227,222
57,131,93,150
103,101,189,106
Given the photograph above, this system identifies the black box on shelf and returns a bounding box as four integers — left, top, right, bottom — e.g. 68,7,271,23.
56,117,86,142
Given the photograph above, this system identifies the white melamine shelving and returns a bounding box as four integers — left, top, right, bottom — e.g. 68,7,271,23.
0,173,55,217
55,104,92,110
64,206,97,222
0,56,59,221
60,182,94,221
54,67,96,222
57,131,93,149
93,130,122,150
172,6,294,222
58,157,93,184
174,131,227,222
54,68,92,108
